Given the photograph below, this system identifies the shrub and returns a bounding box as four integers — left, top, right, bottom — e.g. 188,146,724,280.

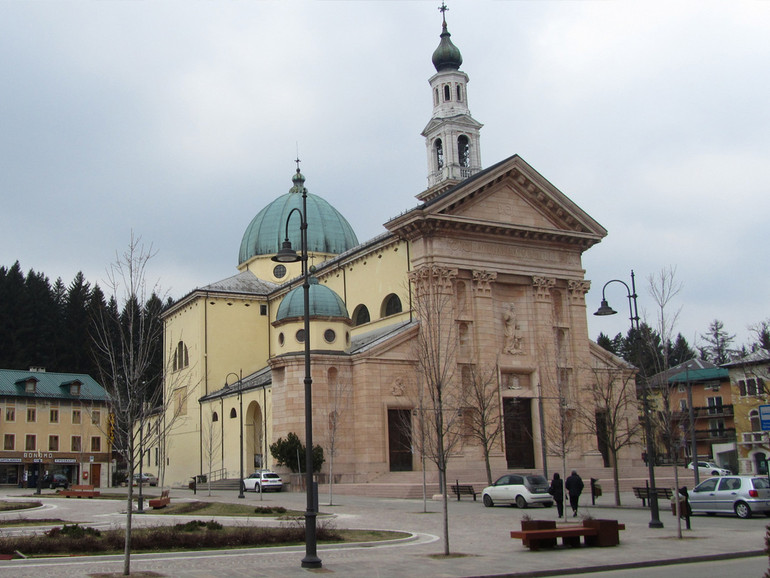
46,524,101,539
255,506,286,514
269,432,324,473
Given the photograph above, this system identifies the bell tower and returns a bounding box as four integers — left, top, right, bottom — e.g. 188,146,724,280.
419,3,483,201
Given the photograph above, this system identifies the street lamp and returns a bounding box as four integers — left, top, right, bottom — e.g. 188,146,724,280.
225,370,245,499
594,270,664,529
271,162,321,569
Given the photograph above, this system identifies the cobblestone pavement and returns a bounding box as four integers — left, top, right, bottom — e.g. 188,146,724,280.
0,486,766,577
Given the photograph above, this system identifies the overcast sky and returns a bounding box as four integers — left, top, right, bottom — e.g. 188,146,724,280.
1,1,767,350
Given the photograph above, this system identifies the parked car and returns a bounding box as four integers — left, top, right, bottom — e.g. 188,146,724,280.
482,474,553,508
687,461,731,477
242,471,283,492
132,473,158,486
42,473,69,489
688,475,770,518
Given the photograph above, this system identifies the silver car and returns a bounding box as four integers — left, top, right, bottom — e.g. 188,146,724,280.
687,461,731,477
482,474,553,508
689,475,770,518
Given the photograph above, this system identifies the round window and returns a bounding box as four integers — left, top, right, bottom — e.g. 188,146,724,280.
278,332,285,346
296,329,306,343
273,264,287,279
324,329,336,343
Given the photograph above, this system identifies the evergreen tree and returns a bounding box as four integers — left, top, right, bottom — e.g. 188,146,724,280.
668,333,696,367
698,319,736,364
63,272,93,373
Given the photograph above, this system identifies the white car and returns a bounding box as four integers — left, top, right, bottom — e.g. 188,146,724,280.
482,474,553,508
242,471,283,492
687,461,731,477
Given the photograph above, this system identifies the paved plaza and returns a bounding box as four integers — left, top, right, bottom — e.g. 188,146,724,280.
0,485,766,577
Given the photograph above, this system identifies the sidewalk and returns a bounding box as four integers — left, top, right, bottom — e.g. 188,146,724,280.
0,485,766,577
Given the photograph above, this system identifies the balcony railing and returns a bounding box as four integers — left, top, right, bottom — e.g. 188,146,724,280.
693,427,736,442
674,404,734,419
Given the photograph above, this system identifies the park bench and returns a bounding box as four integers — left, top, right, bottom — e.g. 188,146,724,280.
60,484,100,498
149,489,171,509
511,520,625,550
632,486,673,507
451,481,477,501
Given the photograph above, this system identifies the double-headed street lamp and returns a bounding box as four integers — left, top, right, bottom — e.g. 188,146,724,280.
224,370,245,499
595,270,664,529
271,163,321,569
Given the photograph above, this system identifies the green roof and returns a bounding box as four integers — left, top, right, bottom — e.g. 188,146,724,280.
238,171,358,265
667,368,729,383
275,277,349,322
0,369,108,402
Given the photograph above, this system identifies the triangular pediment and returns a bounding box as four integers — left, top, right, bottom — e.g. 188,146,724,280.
386,155,607,249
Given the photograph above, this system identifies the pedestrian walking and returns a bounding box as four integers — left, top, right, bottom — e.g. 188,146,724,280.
548,472,564,517
565,470,584,517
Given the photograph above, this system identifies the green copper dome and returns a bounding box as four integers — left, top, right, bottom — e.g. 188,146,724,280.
275,277,349,321
431,20,463,72
238,170,359,265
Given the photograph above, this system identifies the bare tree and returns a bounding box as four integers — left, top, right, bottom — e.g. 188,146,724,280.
322,367,352,506
91,234,192,576
201,409,221,497
579,363,641,506
408,265,463,556
460,362,500,486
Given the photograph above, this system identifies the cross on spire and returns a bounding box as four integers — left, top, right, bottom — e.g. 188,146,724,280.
439,2,448,24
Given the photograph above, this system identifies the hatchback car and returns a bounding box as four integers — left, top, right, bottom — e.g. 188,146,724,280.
482,474,553,508
687,461,731,477
132,473,158,486
243,471,283,492
42,473,69,489
689,475,770,518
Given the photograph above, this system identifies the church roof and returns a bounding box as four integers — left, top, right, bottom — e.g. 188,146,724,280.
238,169,359,265
275,277,349,322
201,271,278,295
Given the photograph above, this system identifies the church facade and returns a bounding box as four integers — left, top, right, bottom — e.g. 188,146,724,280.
155,15,636,490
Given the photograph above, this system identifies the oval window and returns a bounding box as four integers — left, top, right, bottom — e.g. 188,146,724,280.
296,329,306,343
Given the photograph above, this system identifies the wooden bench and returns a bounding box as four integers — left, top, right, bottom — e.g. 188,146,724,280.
633,486,673,507
148,489,170,509
60,484,100,498
451,481,477,501
511,521,625,550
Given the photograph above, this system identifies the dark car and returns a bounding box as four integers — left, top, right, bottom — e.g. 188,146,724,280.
42,473,69,489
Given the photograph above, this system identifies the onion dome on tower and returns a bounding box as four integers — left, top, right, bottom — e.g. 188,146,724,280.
431,14,463,72
238,169,359,266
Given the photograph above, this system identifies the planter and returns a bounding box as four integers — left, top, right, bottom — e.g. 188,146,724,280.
520,519,557,549
583,519,619,547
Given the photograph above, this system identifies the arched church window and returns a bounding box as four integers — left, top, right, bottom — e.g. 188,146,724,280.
174,341,189,371
381,294,403,318
456,84,462,101
444,85,451,101
353,305,370,326
435,139,444,170
458,135,470,168
434,88,439,106
230,408,237,419
212,412,218,422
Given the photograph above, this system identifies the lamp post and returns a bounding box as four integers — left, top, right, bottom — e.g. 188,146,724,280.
225,370,245,499
595,270,664,529
271,163,321,569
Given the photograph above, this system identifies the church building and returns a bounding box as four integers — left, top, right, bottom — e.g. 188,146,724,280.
156,12,636,491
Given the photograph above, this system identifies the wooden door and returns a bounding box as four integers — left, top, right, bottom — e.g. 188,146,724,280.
90,463,101,488
503,397,535,469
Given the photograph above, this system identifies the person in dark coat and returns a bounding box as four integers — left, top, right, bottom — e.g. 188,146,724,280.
549,472,564,517
565,470,584,517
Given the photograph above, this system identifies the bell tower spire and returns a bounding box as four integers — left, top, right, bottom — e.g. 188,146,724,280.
419,3,483,201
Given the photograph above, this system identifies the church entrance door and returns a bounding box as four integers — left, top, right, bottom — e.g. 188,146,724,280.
503,397,535,469
388,409,413,472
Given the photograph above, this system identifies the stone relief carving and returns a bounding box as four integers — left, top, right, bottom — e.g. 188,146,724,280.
472,270,497,296
502,302,524,355
532,276,556,302
567,279,591,304
391,377,406,397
